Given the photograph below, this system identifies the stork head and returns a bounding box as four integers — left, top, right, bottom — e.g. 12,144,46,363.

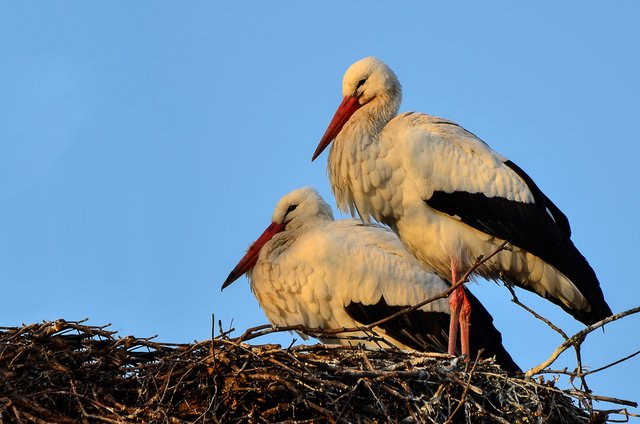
221,187,334,290
312,57,402,161
271,187,334,231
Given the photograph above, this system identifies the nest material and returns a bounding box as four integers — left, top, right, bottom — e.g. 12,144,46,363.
0,320,600,423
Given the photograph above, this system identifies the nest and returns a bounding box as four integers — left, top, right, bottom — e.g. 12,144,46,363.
0,319,605,423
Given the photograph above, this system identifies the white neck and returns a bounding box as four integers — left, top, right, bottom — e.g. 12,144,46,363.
327,92,401,222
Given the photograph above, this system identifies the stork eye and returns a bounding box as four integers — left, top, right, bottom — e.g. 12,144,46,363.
356,78,367,89
285,204,298,215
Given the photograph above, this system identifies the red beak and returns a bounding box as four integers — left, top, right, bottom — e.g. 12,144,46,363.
312,96,361,161
221,222,286,290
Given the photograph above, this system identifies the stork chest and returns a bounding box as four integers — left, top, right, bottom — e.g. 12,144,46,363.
328,137,405,223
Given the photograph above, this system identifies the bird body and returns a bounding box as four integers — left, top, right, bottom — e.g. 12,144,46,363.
313,57,611,348
222,187,520,372
250,217,449,338
331,111,589,316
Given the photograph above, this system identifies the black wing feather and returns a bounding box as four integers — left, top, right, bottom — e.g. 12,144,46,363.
504,160,571,236
345,293,521,373
425,160,611,324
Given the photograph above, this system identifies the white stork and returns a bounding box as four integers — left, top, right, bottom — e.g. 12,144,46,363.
221,187,520,372
312,57,612,358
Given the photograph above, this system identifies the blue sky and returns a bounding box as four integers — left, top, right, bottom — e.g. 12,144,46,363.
1,1,638,414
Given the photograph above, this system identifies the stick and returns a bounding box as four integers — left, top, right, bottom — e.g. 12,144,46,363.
526,306,640,377
503,282,568,340
584,348,640,376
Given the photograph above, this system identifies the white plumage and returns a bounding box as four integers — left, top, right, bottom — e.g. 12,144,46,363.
221,187,519,371
312,57,611,356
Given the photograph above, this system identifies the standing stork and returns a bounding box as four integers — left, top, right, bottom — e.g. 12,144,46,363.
312,57,612,358
221,187,520,372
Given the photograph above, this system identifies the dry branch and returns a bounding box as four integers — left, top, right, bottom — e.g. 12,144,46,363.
501,274,640,417
526,306,640,377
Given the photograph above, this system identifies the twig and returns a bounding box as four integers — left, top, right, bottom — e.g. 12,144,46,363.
571,334,593,413
364,241,509,332
584,348,640,376
503,281,568,340
526,305,640,377
444,350,482,424
564,392,638,408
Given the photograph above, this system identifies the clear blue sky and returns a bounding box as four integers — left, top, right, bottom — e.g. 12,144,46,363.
1,1,638,415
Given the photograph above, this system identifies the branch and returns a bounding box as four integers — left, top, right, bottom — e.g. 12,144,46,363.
584,348,640,376
565,392,638,409
503,282,568,340
525,305,640,377
503,273,640,412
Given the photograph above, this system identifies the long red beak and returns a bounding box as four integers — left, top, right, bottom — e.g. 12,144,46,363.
221,222,286,290
312,96,361,161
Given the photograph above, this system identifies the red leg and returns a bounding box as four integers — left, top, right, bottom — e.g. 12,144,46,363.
459,288,472,360
448,285,462,355
448,260,472,360
448,261,461,355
